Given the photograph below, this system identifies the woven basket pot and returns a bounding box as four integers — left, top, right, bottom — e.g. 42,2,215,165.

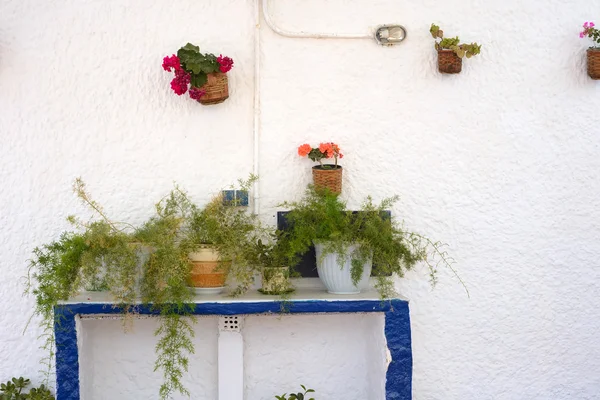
312,165,343,195
197,72,229,105
438,50,463,74
587,49,600,80
188,247,230,288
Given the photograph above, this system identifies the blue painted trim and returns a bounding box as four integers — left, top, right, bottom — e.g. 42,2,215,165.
54,306,80,400
54,299,411,400
386,300,412,400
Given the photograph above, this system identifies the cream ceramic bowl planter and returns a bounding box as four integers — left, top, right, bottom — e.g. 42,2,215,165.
188,247,229,295
314,243,372,294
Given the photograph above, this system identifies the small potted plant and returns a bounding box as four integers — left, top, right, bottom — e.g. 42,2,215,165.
186,176,262,296
250,233,293,295
162,43,234,105
275,385,316,400
430,24,481,74
580,22,600,79
297,142,343,194
282,186,467,297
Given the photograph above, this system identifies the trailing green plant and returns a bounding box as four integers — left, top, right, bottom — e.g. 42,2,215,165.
186,175,265,296
281,186,468,298
0,377,54,400
430,24,481,58
26,179,139,380
135,187,197,398
275,385,316,400
26,178,263,399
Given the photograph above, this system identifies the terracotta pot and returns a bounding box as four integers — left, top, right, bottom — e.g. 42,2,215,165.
587,48,600,80
261,267,291,294
437,50,462,74
188,247,229,288
197,72,229,105
312,165,343,195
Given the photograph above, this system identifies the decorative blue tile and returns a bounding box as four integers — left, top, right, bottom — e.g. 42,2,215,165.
236,190,249,207
222,190,235,205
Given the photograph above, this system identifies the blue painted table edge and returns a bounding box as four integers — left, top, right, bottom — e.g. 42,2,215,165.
54,299,412,400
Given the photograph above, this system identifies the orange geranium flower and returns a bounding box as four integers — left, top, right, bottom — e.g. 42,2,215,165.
318,142,333,157
298,143,312,157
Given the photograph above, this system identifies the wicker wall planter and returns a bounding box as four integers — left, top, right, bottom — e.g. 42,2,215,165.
587,49,600,80
438,49,462,74
312,165,343,194
197,72,229,105
188,247,230,293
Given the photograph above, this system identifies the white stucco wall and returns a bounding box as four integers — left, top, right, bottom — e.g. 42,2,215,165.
2,0,600,399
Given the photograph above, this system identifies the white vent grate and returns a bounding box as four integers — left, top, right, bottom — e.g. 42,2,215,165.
219,316,242,332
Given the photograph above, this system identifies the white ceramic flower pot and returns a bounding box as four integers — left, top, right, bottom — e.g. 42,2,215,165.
314,243,372,294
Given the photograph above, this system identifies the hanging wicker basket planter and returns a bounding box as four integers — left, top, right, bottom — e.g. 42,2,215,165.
438,49,462,74
587,48,600,80
312,165,343,195
197,72,229,105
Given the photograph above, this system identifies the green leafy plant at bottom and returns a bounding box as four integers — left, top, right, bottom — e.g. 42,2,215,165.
0,377,54,400
275,385,316,400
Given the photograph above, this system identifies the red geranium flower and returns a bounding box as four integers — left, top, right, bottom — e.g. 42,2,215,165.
217,55,234,73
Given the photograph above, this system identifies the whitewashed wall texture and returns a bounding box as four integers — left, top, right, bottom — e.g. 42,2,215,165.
1,0,600,399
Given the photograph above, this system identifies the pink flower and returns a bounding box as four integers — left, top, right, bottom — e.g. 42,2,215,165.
217,55,234,73
170,69,190,95
591,22,596,28
189,87,206,101
162,55,181,72
581,32,586,38
584,22,589,29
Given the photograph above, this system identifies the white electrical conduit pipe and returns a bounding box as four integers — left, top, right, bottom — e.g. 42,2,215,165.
253,0,261,214
253,0,371,213
252,1,405,213
261,0,373,40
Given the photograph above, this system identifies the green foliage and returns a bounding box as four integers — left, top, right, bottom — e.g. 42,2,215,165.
26,177,264,399
430,23,481,58
186,175,265,296
248,232,291,270
134,188,197,399
0,378,54,400
282,186,468,298
177,43,220,88
26,179,139,380
275,385,316,400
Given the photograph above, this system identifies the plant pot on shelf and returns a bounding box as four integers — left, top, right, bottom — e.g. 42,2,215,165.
314,243,372,295
197,72,229,105
188,247,230,294
260,267,292,295
312,165,343,194
437,49,462,74
587,48,600,80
